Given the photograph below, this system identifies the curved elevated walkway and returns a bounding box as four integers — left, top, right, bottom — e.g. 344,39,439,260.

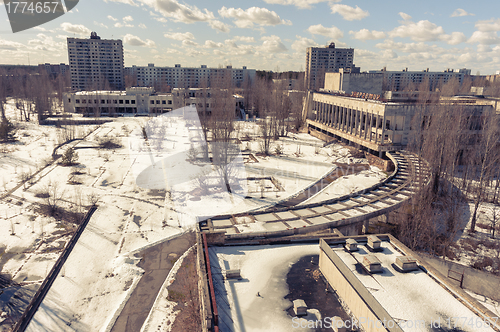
203,151,430,238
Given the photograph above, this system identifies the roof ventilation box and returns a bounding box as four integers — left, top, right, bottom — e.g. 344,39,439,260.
362,255,382,273
293,299,307,317
394,256,418,272
367,235,382,251
225,269,242,279
345,239,358,252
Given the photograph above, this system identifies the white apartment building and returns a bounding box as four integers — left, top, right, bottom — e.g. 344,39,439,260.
67,32,124,91
305,42,358,91
368,68,471,91
124,64,256,89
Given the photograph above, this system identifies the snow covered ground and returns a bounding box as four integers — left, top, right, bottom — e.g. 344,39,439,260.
0,98,388,331
209,244,320,332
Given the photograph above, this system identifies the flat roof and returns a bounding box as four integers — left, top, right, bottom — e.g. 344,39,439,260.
209,244,350,331
331,241,497,332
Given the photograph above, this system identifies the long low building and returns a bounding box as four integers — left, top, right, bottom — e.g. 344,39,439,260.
64,87,244,117
304,91,493,157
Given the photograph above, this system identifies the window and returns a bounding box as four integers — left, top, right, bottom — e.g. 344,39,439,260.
150,100,154,105
119,100,123,104
75,99,80,103
162,100,166,104
114,100,117,104
125,100,130,104
101,100,105,104
168,100,172,105
156,100,160,104
131,100,136,104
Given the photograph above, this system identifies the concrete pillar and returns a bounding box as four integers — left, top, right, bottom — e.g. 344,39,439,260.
363,219,370,234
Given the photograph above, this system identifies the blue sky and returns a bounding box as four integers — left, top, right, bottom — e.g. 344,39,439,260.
1,0,500,74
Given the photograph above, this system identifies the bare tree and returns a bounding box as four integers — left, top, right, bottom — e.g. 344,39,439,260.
469,109,500,232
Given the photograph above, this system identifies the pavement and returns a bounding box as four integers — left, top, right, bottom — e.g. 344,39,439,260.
110,231,196,332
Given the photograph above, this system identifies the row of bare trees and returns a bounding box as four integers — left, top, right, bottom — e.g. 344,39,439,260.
393,78,500,254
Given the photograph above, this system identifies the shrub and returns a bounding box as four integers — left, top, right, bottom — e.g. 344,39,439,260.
61,147,78,166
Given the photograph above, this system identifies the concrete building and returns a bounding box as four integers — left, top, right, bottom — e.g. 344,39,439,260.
368,68,471,91
305,42,359,91
67,32,124,91
304,90,492,157
37,63,69,79
323,69,384,96
124,64,256,89
64,87,244,117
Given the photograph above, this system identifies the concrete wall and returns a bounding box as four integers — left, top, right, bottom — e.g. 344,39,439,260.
319,239,403,332
420,254,500,302
324,71,383,95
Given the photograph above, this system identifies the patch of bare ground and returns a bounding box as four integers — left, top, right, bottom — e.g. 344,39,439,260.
168,248,201,332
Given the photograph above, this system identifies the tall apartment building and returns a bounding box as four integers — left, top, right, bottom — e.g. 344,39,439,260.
368,68,471,91
305,42,358,91
67,32,124,91
124,64,256,89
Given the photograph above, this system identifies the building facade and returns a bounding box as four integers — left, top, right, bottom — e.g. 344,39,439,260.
124,64,256,89
368,68,471,91
64,87,244,117
305,43,358,91
67,32,124,91
304,91,491,156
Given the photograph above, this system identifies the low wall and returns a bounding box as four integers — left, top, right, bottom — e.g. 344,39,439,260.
365,152,393,172
319,239,403,332
420,254,500,302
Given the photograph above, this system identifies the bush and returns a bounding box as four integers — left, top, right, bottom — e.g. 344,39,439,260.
472,257,494,270
61,147,78,166
0,117,16,142
98,137,122,149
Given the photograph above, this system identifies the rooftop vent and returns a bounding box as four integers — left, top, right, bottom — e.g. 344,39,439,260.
394,256,418,272
293,299,307,317
345,239,358,252
225,269,241,280
367,235,381,251
362,255,382,273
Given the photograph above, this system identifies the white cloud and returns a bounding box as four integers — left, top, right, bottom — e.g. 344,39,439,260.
259,35,288,53
94,21,109,29
139,0,214,24
0,38,25,51
389,20,445,42
182,40,198,47
475,19,500,32
330,4,368,21
209,20,231,33
468,31,500,45
262,0,337,9
60,22,91,36
376,40,445,54
138,23,147,29
291,35,320,53
219,6,291,29
164,32,195,40
123,34,156,47
399,12,412,21
349,29,385,41
233,36,256,43
103,0,138,6
440,32,467,45
451,8,474,17
108,15,118,21
307,24,343,39
123,15,134,22
204,40,224,48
